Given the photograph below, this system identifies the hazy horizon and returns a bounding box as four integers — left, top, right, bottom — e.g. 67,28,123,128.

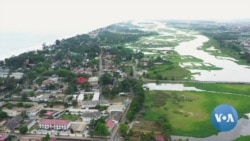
1,0,250,60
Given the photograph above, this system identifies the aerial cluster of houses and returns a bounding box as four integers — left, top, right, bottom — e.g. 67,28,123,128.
0,45,133,141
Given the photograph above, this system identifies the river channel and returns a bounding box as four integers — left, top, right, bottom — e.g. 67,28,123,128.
134,21,250,140
174,34,250,83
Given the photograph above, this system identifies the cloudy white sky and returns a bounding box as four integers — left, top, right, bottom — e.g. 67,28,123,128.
1,0,250,35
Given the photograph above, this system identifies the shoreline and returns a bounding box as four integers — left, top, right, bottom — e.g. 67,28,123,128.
0,22,113,61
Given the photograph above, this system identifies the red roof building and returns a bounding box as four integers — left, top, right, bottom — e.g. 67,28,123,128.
49,137,57,141
155,135,165,141
38,119,70,130
105,119,115,132
0,134,8,141
44,111,54,116
76,77,88,84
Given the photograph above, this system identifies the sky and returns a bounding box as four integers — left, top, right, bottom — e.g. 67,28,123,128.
0,0,250,60
1,0,250,35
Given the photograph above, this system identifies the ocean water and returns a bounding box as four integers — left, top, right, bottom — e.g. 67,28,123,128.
0,31,81,60
0,20,119,61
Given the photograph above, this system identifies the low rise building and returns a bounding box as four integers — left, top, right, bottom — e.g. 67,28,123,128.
38,119,70,130
81,100,110,109
81,111,102,123
105,119,115,132
88,76,98,86
0,102,6,108
0,134,9,141
9,72,24,79
5,114,23,132
107,104,125,113
26,103,43,118
2,109,20,117
70,122,87,134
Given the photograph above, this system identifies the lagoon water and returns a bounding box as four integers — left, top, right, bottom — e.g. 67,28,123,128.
136,21,250,140
135,21,250,83
143,83,202,91
175,35,250,82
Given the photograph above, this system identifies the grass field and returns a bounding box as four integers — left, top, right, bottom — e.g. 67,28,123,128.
234,135,250,141
147,65,191,80
142,90,250,137
61,113,80,121
201,38,249,65
185,82,250,95
131,120,162,134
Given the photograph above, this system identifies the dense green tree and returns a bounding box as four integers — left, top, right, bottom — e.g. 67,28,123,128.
21,93,28,101
64,83,77,94
7,104,12,109
89,117,109,137
0,110,8,120
140,132,155,141
80,82,91,91
42,133,50,141
55,40,61,46
99,73,113,85
17,102,23,107
135,52,144,60
95,122,109,136
119,123,129,137
72,100,78,107
19,125,28,134
125,79,145,121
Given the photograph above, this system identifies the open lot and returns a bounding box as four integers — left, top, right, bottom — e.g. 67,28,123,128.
185,82,250,95
141,90,250,137
131,120,162,134
61,113,80,121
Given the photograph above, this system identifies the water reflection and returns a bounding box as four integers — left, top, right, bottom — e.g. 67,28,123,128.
143,83,202,91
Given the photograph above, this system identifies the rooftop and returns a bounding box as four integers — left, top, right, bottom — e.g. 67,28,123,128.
70,122,87,132
82,111,101,119
0,102,6,108
0,134,8,141
105,119,115,129
82,100,110,106
39,119,69,125
49,137,57,141
44,111,54,116
77,77,88,84
5,114,23,131
155,135,165,141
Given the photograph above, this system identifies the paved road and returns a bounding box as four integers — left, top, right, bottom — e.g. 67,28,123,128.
99,47,103,97
9,133,108,141
132,65,136,79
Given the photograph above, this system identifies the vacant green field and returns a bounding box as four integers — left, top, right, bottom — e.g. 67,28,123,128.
185,82,250,95
201,39,249,65
181,55,203,63
234,136,250,141
147,65,191,80
142,90,250,137
131,120,162,134
61,114,80,121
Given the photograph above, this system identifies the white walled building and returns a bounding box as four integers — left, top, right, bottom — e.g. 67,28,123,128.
38,119,70,130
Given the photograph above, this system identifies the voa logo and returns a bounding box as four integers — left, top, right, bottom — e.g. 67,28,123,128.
214,113,235,123
211,104,238,132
